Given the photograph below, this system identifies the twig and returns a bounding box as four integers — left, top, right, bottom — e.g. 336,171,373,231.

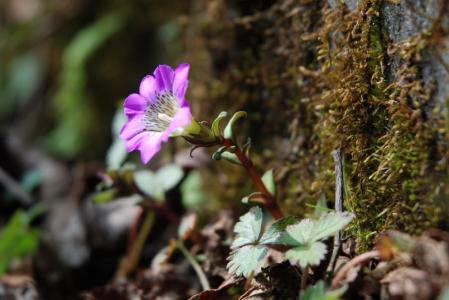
126,206,145,261
328,149,344,275
331,250,379,289
177,240,211,290
0,166,33,205
115,210,155,279
237,286,257,300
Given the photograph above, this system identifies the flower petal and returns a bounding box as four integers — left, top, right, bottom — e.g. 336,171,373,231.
126,131,146,151
162,107,192,140
138,132,164,164
139,75,157,102
120,114,145,140
124,93,147,115
153,65,175,91
173,63,190,100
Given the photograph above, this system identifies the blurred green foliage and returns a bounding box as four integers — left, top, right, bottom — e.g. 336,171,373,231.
106,108,128,169
134,164,184,201
92,188,119,204
0,52,43,120
46,13,126,158
20,168,44,193
181,171,207,210
0,205,45,275
300,281,346,300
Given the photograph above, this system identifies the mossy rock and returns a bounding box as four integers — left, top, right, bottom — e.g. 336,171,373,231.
182,0,449,250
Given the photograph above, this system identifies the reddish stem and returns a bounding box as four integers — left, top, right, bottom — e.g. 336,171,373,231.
223,139,284,219
151,202,180,225
133,185,180,225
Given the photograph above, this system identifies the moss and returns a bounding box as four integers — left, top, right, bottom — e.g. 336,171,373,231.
181,0,449,250
313,0,448,250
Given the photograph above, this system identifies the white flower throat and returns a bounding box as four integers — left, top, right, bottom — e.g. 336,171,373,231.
143,91,180,132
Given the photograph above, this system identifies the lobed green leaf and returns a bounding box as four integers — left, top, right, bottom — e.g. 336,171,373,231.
231,206,264,249
285,241,327,268
281,212,354,246
227,244,267,278
311,212,354,242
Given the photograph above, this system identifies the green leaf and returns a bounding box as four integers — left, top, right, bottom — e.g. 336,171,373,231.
227,244,267,278
281,219,316,245
134,170,165,201
313,194,329,218
310,212,354,242
261,169,276,195
231,207,264,249
220,152,242,165
439,287,449,300
0,210,40,276
106,139,127,170
111,108,127,135
280,212,354,268
92,188,118,204
180,171,207,210
211,111,228,137
106,109,128,170
300,281,346,300
281,212,354,246
134,165,184,201
260,216,298,245
223,111,247,144
285,241,327,268
227,207,268,277
155,164,184,191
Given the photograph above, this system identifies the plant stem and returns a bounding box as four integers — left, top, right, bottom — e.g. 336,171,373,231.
301,264,309,290
177,240,211,290
150,202,180,225
223,139,284,219
115,210,155,279
133,187,180,225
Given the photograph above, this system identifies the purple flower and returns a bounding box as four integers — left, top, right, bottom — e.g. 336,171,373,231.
120,64,192,164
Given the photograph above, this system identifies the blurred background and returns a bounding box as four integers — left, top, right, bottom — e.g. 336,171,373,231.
0,0,207,298
0,0,298,298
